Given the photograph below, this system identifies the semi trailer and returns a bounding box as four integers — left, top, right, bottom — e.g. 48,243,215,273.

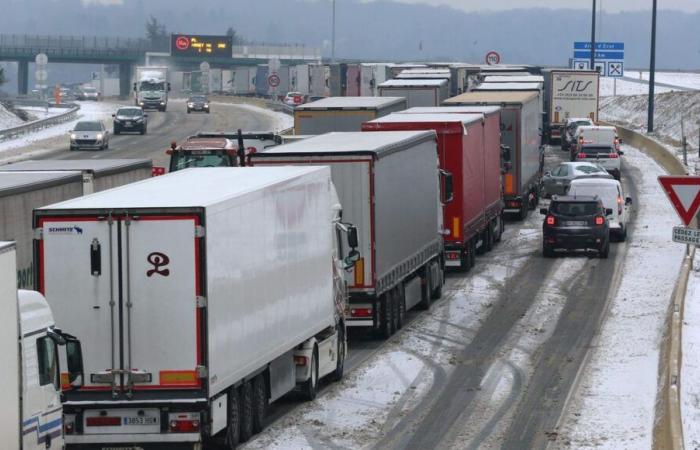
293,97,407,135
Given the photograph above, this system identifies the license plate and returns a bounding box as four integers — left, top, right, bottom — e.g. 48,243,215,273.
124,123,133,127
123,416,158,426
565,221,586,227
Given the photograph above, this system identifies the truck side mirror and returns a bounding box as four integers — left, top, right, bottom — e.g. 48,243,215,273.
501,145,511,163
344,249,360,269
539,208,548,215
132,82,137,92
167,82,172,92
605,208,614,216
347,225,359,249
440,170,454,204
625,197,633,205
65,336,84,389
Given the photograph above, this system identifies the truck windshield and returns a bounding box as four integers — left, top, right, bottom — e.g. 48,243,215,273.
140,81,164,91
173,152,232,170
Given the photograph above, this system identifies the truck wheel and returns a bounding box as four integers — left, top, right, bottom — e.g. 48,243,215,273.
251,374,267,433
418,272,432,310
431,265,444,300
379,293,394,338
494,216,504,243
391,289,400,333
469,241,477,269
329,325,345,382
239,381,254,442
301,346,319,400
619,225,627,242
396,285,406,329
225,387,241,448
519,204,528,221
485,224,494,252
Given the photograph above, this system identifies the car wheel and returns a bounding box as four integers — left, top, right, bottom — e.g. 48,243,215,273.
113,127,120,135
543,243,554,258
599,241,610,259
140,127,145,135
104,141,109,150
187,109,191,114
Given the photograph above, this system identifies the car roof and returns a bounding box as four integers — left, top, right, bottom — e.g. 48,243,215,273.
551,194,600,202
117,106,142,110
76,120,101,124
577,125,616,132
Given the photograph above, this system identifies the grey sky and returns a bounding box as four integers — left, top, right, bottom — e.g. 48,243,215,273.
369,0,700,13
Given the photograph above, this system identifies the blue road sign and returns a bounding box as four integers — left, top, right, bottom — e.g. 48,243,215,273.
574,51,624,60
574,42,624,51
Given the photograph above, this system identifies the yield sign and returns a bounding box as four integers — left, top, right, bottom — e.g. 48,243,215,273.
658,176,700,226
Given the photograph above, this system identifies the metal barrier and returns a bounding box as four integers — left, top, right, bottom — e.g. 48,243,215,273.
0,102,80,142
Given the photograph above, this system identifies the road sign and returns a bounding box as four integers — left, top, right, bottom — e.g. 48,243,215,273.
572,59,589,70
35,53,48,65
572,42,624,77
485,51,501,65
267,73,280,88
35,69,47,82
672,226,700,245
658,176,700,226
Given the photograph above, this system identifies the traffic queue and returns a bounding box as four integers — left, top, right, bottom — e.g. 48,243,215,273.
0,64,633,450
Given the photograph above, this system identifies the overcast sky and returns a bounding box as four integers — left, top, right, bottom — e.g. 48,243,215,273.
367,0,700,13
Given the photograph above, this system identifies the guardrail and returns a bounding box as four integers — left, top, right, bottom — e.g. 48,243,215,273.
0,102,80,142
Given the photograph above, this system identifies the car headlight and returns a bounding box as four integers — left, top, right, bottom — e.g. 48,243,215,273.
187,102,194,107
70,133,77,140
204,104,209,108
139,102,144,106
160,102,165,105
96,133,103,140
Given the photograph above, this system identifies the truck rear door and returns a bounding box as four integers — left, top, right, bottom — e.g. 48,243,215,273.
38,214,203,395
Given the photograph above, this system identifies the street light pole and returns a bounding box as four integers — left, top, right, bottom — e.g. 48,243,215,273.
591,0,596,70
648,0,658,133
331,0,336,62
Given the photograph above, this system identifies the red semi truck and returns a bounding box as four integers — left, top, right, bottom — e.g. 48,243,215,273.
363,112,504,271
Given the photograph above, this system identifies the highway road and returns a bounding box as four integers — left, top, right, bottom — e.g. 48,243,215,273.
3,99,643,449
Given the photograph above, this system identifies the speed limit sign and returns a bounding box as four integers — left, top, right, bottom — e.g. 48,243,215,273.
485,51,501,65
267,73,280,88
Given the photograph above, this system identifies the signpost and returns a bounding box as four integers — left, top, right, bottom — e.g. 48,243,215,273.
485,51,501,66
34,53,48,99
571,42,624,78
659,176,700,250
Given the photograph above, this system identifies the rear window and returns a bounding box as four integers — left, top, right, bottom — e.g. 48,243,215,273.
570,184,617,199
575,165,606,174
551,201,599,216
582,146,615,154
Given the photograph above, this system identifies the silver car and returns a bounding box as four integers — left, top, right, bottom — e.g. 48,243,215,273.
541,161,612,197
77,86,100,101
69,121,109,150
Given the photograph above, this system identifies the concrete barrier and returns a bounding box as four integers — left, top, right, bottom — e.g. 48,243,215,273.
604,120,690,450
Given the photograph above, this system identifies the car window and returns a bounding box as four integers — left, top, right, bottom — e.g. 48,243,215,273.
570,184,617,200
551,201,599,216
551,166,562,177
582,146,615,154
74,122,101,131
575,165,604,174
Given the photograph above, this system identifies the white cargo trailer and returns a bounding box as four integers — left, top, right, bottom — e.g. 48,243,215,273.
544,69,600,144
378,79,449,108
309,64,328,97
360,63,391,96
293,97,407,135
1,241,85,450
292,64,310,95
250,131,446,338
0,159,152,289
34,167,353,448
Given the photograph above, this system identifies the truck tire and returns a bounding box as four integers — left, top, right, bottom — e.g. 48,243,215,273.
485,224,494,252
494,216,504,243
396,285,406,329
379,293,394,338
469,240,477,269
301,346,319,400
225,387,241,448
251,374,267,433
431,264,444,300
418,272,432,310
329,325,345,382
391,289,400,332
239,381,254,442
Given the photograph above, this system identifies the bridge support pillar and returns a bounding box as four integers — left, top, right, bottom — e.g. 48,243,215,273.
17,61,29,95
119,63,132,100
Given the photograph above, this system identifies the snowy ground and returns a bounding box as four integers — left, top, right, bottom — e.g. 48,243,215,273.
16,105,67,122
555,145,685,449
214,101,293,132
0,102,24,129
626,70,700,91
683,253,700,449
600,77,675,97
0,100,121,162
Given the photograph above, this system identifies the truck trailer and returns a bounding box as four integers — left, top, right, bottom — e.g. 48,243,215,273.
250,131,446,338
0,159,152,288
34,167,356,448
1,241,84,450
445,91,543,219
378,79,449,108
363,112,504,271
543,69,600,144
293,97,407,135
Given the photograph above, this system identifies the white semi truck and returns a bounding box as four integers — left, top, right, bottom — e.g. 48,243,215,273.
1,241,84,450
543,69,600,144
133,66,171,111
33,167,358,448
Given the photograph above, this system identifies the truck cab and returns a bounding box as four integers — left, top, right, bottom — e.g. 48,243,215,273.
133,67,170,111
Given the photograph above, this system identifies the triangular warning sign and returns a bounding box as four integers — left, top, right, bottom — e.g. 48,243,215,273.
658,176,700,226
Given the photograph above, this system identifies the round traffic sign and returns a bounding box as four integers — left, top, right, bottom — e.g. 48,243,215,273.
35,69,48,82
267,73,280,88
199,61,210,72
485,51,501,66
35,53,48,65
175,36,190,51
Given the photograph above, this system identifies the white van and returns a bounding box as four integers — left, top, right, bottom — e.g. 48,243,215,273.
568,178,632,241
571,125,620,159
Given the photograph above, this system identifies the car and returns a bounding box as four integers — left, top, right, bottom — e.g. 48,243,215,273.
69,120,109,150
112,107,148,135
283,92,305,107
571,125,620,161
76,86,100,101
541,195,612,258
574,144,623,180
186,95,210,113
568,178,632,241
561,117,594,153
541,161,612,197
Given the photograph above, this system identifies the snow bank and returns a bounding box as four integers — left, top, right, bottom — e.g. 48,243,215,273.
600,77,675,97
556,145,685,449
225,102,293,132
627,70,700,91
683,255,700,449
0,102,24,129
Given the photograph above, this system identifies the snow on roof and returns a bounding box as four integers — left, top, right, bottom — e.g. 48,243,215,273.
398,106,501,115
0,159,151,174
379,79,448,88
445,91,539,105
474,82,543,91
482,75,545,83
367,112,483,126
296,97,406,111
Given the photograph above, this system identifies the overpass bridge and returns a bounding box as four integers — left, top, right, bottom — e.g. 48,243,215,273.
0,34,321,97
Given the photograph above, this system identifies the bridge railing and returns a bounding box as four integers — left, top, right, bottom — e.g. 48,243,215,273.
0,34,154,51
232,45,322,61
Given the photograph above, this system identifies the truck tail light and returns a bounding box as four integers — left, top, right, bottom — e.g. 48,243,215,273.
86,416,121,427
609,153,619,159
546,215,556,226
595,216,605,226
168,413,200,433
354,258,365,286
152,166,166,176
577,152,588,159
504,173,514,194
350,308,372,318
452,217,460,239
64,422,74,435
294,355,308,366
